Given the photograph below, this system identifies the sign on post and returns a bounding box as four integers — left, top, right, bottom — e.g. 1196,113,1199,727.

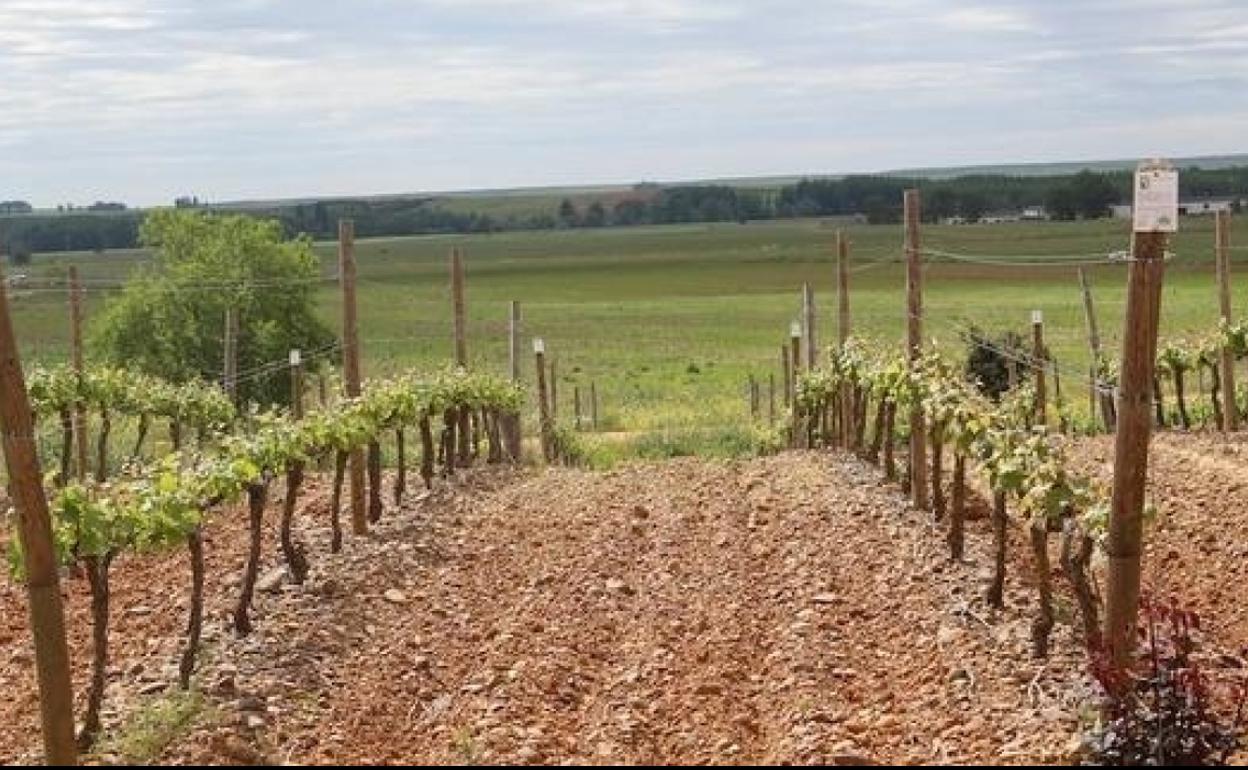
1133,163,1179,233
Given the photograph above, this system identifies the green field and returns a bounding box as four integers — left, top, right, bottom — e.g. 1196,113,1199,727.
9,215,1248,458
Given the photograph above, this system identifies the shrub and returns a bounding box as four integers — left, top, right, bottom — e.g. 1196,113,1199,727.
962,325,1028,400
1081,594,1247,766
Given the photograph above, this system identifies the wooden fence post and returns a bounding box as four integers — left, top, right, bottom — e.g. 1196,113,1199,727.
1032,310,1048,427
769,373,776,424
1217,210,1238,431
0,267,78,765
781,345,791,409
68,266,88,479
339,219,367,536
223,306,239,404
1079,269,1115,432
790,321,803,447
535,339,552,461
574,386,583,430
1105,160,1174,667
905,189,929,510
837,231,852,447
452,247,467,368
509,300,521,382
591,381,599,431
550,357,558,422
290,350,304,419
802,283,817,370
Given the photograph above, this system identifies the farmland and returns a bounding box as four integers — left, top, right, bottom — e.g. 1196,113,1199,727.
9,215,1248,456
6,207,1248,765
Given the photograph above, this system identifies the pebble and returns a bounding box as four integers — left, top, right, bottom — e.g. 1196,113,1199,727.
384,589,408,604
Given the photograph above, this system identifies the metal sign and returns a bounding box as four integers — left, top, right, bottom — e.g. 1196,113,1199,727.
1133,162,1179,233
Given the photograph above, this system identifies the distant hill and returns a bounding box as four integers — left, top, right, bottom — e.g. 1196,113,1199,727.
880,154,1248,180
207,154,1248,211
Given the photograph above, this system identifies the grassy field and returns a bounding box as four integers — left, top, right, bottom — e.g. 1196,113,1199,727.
9,215,1248,459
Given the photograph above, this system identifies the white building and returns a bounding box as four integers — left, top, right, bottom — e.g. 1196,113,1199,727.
1112,197,1242,219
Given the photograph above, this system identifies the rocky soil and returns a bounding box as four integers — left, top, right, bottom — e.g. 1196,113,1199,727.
1,449,1121,764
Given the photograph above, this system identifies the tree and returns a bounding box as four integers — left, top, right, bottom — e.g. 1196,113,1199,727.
584,201,607,228
557,198,579,228
93,210,334,406
1069,170,1119,219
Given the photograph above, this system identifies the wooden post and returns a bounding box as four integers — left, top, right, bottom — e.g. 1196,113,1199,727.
905,189,929,510
591,381,599,431
1032,310,1047,427
68,266,88,479
574,386,583,430
1079,269,1115,432
289,350,304,420
768,373,776,424
550,358,558,422
451,247,467,368
837,231,852,446
788,318,798,381
223,306,239,404
1217,210,1238,431
0,267,78,766
781,345,791,408
802,283,817,370
509,301,521,382
789,321,803,445
1104,160,1174,667
339,219,367,536
535,339,552,461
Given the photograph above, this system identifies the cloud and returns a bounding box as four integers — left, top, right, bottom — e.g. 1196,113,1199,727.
2,0,1247,205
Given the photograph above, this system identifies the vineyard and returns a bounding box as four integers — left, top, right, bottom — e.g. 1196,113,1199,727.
3,186,1248,764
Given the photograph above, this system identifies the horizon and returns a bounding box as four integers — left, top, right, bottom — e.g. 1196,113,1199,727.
4,1,1248,208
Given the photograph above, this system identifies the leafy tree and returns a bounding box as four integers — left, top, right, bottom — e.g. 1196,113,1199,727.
584,201,607,228
557,198,579,228
1069,170,1119,219
92,210,334,406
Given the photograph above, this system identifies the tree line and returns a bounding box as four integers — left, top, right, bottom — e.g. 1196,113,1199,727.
5,166,1248,262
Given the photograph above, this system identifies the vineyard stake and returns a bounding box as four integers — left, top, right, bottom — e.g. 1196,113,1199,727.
223,306,239,404
781,345,791,408
290,350,304,420
550,357,558,422
1105,159,1174,667
1078,269,1114,432
534,339,553,461
802,282,817,370
905,188,929,510
790,321,803,448
69,265,88,480
769,373,776,424
339,219,367,536
574,385,583,430
452,247,467,368
0,265,78,765
837,231,853,447
1217,210,1238,431
509,300,521,382
591,381,599,431
1032,310,1048,427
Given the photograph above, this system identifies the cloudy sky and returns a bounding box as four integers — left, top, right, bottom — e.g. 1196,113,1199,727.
2,0,1247,207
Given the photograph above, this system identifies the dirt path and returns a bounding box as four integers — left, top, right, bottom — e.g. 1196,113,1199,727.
3,453,1090,765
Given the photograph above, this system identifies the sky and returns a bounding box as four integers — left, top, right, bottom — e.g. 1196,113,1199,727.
2,0,1247,207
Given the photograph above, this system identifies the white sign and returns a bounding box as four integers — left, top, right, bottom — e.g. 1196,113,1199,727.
289,349,302,366
790,321,802,339
1133,165,1179,233
533,338,545,355
1031,310,1043,325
